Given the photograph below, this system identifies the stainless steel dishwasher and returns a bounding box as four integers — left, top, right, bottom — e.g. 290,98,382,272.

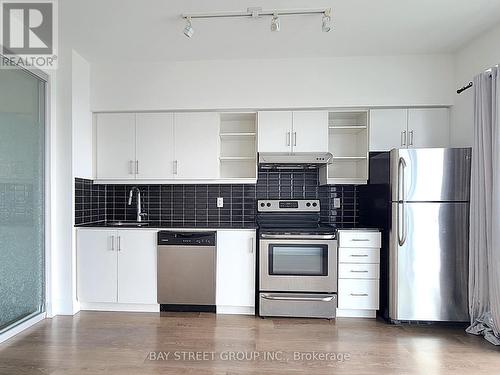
157,231,216,312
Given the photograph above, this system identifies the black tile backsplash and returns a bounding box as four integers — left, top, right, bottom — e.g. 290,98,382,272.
75,169,358,229
75,178,106,225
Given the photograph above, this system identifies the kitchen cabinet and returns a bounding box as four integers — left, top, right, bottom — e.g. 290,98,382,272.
257,110,328,153
174,112,219,179
369,108,450,151
77,229,157,305
407,108,450,148
96,113,136,179
116,230,157,304
135,113,175,179
257,111,293,153
77,230,118,303
337,229,381,318
95,112,219,181
216,230,256,314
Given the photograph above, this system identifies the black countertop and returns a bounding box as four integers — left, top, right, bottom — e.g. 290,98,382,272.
75,221,258,229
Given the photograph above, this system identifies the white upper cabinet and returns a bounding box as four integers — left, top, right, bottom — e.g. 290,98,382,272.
136,113,175,179
292,111,329,152
407,108,450,148
174,112,220,179
257,111,293,153
369,109,407,151
257,110,328,153
96,113,136,179
369,108,450,151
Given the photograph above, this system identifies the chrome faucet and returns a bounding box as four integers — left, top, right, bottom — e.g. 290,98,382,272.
128,187,147,222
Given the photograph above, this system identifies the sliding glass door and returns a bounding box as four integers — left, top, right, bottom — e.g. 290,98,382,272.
0,66,46,333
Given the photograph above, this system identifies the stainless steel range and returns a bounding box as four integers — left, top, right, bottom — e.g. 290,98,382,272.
257,200,337,319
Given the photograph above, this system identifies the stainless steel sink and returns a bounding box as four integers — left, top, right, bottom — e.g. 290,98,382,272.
107,221,150,227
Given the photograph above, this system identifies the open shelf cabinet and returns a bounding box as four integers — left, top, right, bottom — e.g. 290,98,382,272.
219,113,257,180
321,110,369,185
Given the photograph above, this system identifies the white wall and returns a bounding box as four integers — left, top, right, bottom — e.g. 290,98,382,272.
72,51,92,179
91,54,454,111
452,23,500,146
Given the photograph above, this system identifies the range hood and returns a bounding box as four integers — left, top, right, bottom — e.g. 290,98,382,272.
258,152,333,169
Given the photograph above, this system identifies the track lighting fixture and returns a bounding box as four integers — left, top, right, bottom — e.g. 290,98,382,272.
271,13,280,32
183,17,194,38
181,7,332,37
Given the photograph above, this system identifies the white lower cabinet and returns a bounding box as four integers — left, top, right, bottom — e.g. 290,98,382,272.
77,229,157,309
216,230,256,314
337,230,381,318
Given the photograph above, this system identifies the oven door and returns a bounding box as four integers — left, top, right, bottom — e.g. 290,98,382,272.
259,236,337,293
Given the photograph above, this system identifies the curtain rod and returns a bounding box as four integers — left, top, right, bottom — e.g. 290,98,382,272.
457,65,498,94
457,82,473,94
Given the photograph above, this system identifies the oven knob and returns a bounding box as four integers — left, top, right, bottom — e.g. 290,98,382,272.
266,203,271,207
312,202,317,207
306,202,311,207
260,203,265,207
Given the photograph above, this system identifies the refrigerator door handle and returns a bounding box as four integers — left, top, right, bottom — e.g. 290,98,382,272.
397,157,407,246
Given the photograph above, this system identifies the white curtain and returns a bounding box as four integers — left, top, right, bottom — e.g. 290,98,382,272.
466,66,500,345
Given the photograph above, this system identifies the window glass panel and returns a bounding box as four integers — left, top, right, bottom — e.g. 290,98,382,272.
0,68,45,333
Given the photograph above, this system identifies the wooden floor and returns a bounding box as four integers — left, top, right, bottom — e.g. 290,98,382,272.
0,312,499,375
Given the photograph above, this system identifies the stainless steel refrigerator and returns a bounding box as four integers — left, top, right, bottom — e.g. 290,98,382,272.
389,148,471,322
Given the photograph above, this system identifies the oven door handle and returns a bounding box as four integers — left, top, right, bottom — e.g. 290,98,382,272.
260,234,336,240
261,294,335,302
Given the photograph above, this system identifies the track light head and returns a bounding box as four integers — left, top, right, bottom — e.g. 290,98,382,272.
271,14,280,32
322,9,332,32
183,17,194,38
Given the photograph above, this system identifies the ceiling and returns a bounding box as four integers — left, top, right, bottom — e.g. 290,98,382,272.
62,0,500,63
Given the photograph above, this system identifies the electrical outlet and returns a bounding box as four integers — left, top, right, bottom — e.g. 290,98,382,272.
217,197,224,208
333,198,341,209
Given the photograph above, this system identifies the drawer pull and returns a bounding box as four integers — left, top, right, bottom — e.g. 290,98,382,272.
350,254,368,257
350,270,369,273
351,238,370,242
350,293,369,297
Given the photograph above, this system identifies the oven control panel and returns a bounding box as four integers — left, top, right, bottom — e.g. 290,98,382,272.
257,200,320,212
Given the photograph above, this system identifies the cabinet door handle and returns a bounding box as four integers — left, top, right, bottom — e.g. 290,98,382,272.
286,132,291,146
135,160,139,174
351,238,370,242
129,161,134,174
293,132,297,146
350,254,368,257
409,130,414,146
173,160,178,175
110,235,115,251
401,130,407,146
249,237,254,253
117,236,121,251
350,293,369,297
350,270,369,273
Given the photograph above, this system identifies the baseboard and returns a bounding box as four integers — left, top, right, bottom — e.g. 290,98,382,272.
217,305,255,315
79,302,159,312
0,313,46,344
336,309,376,318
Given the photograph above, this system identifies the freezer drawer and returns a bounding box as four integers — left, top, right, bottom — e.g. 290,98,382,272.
259,293,337,319
338,279,379,310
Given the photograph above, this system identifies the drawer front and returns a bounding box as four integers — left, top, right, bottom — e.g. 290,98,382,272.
338,263,380,279
338,231,381,248
338,247,380,264
338,279,379,310
259,293,337,319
